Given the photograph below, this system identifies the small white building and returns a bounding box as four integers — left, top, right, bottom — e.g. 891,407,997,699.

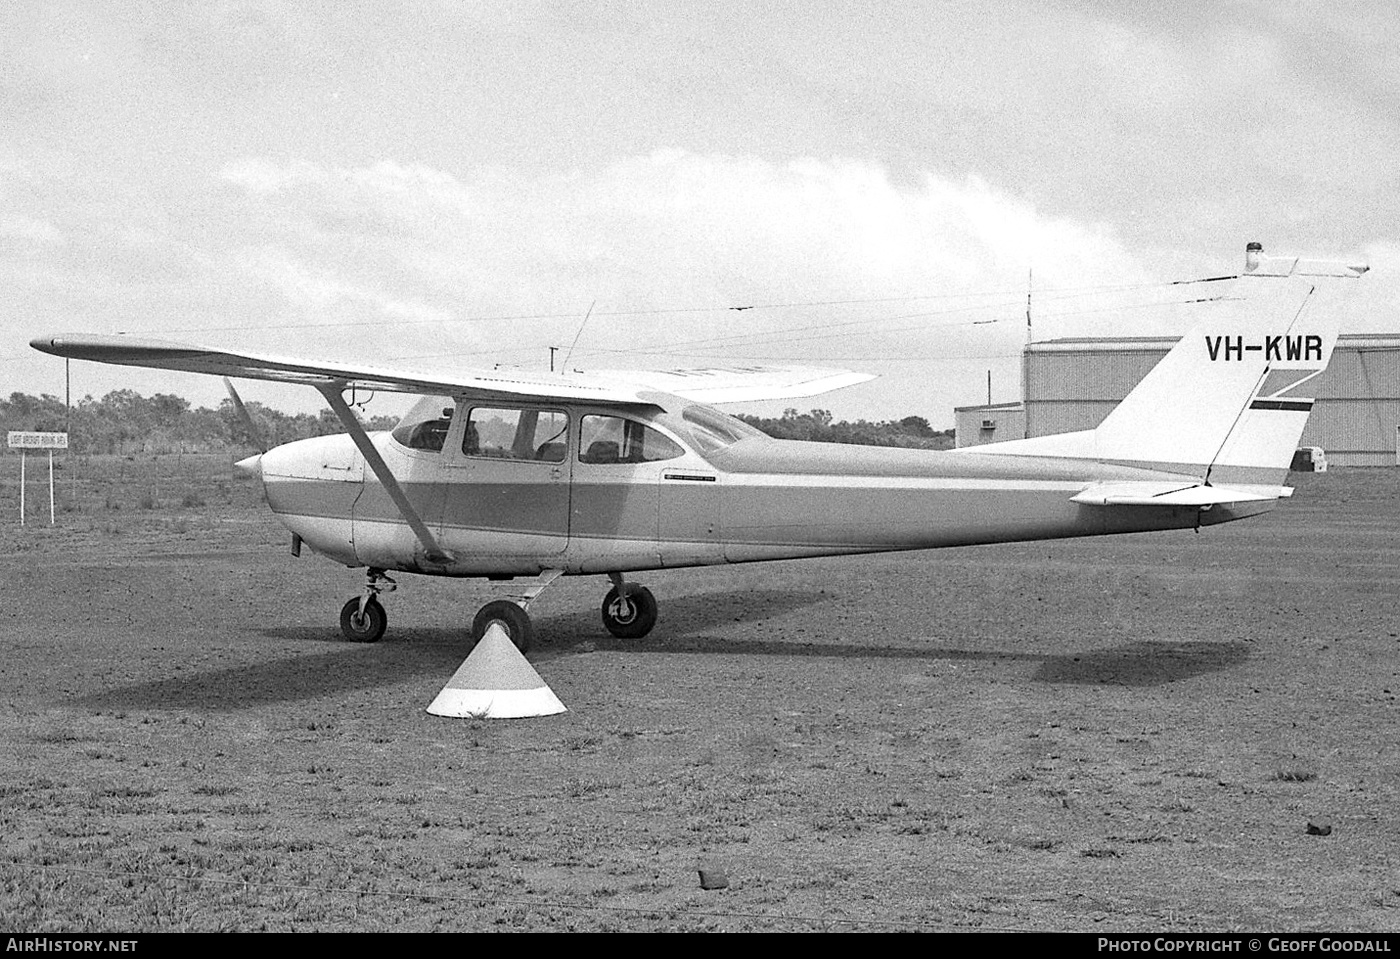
954,401,1027,449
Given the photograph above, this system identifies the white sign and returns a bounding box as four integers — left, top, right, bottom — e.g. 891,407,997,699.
7,431,68,449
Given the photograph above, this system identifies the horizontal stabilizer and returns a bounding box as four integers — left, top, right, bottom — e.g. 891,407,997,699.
1071,482,1288,508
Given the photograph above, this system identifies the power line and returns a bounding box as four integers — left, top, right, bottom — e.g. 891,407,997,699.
34,276,1236,339
1,275,1240,368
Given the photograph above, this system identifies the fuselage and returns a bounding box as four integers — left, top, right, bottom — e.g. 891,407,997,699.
255,395,1267,578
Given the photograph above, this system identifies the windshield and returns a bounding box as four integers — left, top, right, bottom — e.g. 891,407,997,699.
390,394,456,452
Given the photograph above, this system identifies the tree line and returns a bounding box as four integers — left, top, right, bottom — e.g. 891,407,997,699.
1,390,953,455
734,409,954,449
0,390,398,455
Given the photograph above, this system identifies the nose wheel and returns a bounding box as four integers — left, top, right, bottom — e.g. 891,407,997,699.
602,575,658,639
467,569,562,653
471,600,535,652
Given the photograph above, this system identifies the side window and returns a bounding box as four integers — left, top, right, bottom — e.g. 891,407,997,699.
579,415,684,464
464,407,568,462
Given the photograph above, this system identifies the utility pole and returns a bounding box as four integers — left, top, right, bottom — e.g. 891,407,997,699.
66,358,74,503
1025,267,1033,344
1023,267,1032,436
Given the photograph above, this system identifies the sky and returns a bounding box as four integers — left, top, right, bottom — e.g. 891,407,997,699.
3,1,1398,427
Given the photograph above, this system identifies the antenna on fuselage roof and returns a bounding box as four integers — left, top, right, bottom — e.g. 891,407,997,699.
560,300,596,374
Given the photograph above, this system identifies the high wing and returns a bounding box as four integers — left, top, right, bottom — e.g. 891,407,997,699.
29,334,873,405
589,366,874,403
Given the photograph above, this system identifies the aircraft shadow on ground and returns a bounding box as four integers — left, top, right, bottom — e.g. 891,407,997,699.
76,590,1247,711
75,588,826,711
582,591,1251,687
1026,641,1250,686
76,643,456,713
632,619,1249,687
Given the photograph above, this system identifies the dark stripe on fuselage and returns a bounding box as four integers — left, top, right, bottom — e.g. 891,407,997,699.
1248,399,1313,412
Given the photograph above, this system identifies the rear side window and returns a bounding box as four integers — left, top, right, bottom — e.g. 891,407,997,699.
579,415,683,464
681,404,763,454
464,407,569,462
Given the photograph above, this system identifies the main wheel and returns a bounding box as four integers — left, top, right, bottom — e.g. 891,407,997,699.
340,596,387,643
472,600,535,653
601,584,658,639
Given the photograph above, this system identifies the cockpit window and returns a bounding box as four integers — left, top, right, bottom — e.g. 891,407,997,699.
579,415,683,464
681,404,763,454
464,407,569,462
391,394,455,452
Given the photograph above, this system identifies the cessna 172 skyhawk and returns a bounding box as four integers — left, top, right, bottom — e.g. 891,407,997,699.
31,245,1366,651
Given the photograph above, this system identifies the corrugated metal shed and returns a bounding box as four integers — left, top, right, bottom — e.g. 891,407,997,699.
1023,334,1400,466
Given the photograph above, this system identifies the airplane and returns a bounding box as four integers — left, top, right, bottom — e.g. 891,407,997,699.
30,244,1366,652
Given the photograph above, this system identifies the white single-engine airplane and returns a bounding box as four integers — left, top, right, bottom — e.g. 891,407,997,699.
31,245,1366,651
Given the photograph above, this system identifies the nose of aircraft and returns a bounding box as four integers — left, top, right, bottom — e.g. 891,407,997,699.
233,453,263,479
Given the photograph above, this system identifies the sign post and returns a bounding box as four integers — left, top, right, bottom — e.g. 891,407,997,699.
8,432,68,525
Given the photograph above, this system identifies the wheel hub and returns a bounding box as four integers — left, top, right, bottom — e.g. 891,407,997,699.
608,595,636,623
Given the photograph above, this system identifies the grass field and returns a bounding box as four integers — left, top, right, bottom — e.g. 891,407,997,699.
1,456,1399,931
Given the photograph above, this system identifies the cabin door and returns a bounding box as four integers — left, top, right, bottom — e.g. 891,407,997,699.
438,403,572,557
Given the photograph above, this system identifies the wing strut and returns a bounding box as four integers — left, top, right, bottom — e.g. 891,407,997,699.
317,385,454,566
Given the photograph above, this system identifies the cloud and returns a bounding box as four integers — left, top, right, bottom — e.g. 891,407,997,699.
217,150,1152,322
222,158,476,217
17,143,1391,421
0,214,64,246
6,5,1396,426
201,150,1178,418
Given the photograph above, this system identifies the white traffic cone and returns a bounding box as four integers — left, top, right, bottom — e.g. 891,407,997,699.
426,623,567,718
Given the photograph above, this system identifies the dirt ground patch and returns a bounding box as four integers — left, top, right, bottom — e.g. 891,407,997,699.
2,459,1399,931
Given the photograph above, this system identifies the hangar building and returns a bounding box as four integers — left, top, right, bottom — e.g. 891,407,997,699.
956,334,1400,466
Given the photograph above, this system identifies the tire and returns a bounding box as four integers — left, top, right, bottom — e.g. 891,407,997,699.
601,584,658,639
340,596,387,643
472,600,535,653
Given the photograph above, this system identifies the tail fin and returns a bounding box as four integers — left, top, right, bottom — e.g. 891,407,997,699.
973,245,1368,485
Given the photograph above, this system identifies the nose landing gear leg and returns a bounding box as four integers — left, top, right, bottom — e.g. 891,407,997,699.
470,569,564,654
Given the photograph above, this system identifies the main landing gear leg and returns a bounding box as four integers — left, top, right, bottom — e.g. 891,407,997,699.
601,572,658,639
340,568,395,643
470,569,564,654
